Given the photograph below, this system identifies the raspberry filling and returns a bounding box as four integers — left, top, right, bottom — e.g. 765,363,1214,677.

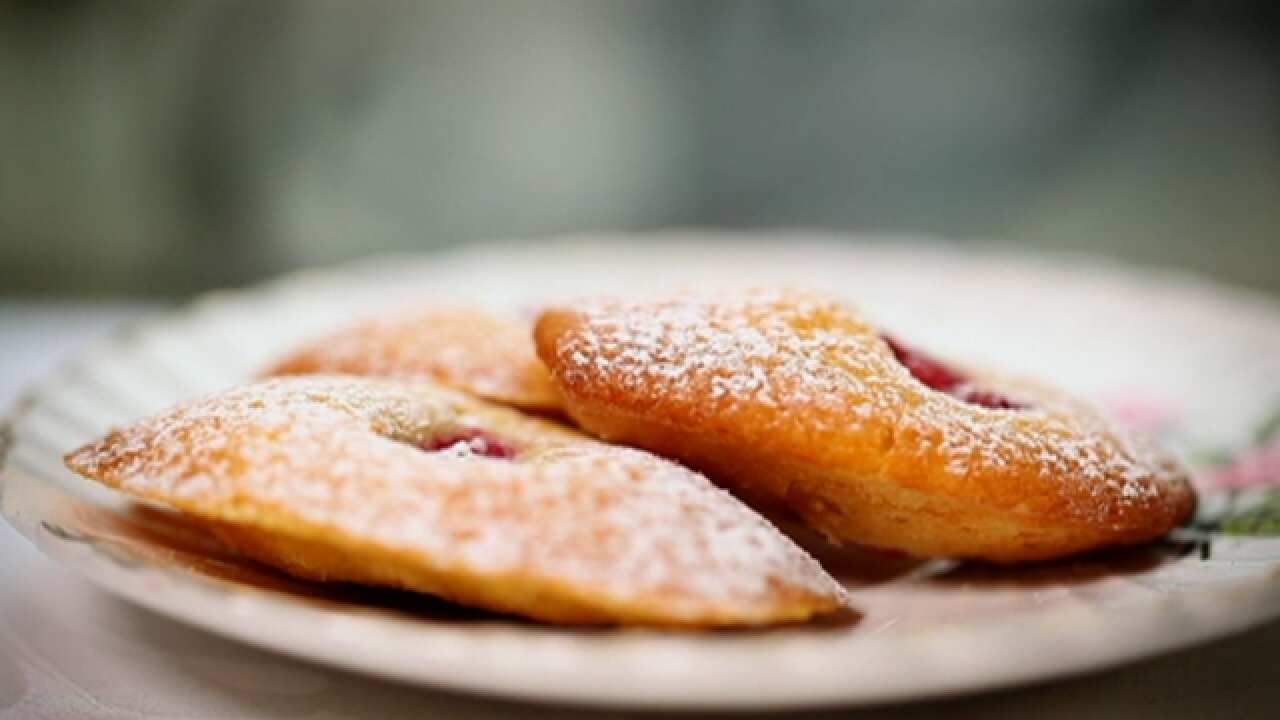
420,428,518,459
879,334,1026,410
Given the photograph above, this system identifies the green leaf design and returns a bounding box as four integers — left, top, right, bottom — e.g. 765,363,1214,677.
1221,492,1280,536
1254,406,1280,446
1186,447,1234,469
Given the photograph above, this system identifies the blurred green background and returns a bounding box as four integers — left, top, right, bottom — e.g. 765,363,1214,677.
2,0,1277,296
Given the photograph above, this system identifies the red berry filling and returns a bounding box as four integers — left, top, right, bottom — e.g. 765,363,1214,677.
879,335,966,393
879,334,1026,410
420,429,518,459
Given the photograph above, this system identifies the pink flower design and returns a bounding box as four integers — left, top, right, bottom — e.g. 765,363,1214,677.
1101,391,1182,434
1205,437,1280,492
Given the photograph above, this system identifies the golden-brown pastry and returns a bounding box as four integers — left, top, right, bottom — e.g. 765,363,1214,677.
534,288,1197,563
64,376,844,626
265,307,559,412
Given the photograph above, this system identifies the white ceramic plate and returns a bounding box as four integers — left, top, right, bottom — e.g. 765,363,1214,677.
4,235,1280,710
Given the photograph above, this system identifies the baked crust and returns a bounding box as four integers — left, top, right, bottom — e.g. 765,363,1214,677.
265,307,560,412
535,289,1197,563
64,376,844,626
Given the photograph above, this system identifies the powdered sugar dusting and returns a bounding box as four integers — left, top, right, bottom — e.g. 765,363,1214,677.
65,376,843,617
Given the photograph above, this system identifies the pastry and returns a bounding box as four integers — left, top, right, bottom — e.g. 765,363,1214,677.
64,376,844,626
534,288,1197,563
265,307,559,412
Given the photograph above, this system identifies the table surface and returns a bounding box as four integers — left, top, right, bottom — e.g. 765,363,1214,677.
1,301,1277,720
